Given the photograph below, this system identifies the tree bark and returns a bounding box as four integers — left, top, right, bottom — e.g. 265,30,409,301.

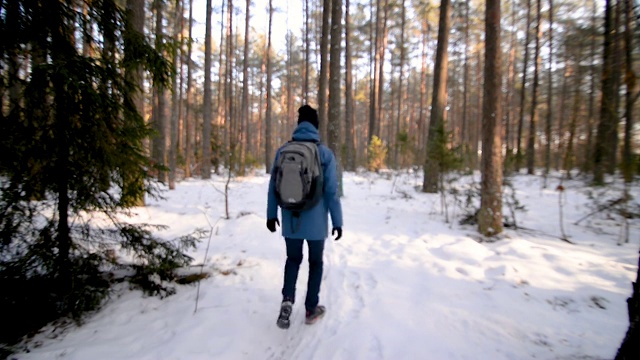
478,0,503,237
169,0,183,189
423,0,451,193
265,0,274,173
526,0,542,175
328,0,343,194
516,0,533,171
344,0,356,171
318,0,331,140
124,0,146,205
239,0,252,175
201,0,213,179
153,0,168,182
594,0,616,184
185,0,194,178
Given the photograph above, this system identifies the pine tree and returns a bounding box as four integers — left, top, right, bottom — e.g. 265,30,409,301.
0,0,198,349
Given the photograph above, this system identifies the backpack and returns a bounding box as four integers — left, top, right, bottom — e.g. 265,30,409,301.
274,140,324,214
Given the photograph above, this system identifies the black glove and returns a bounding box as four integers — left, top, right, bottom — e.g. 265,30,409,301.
267,218,279,233
332,227,342,241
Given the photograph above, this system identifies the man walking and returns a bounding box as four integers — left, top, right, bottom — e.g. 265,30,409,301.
266,105,343,329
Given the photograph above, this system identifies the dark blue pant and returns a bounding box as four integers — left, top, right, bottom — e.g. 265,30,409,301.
281,238,325,312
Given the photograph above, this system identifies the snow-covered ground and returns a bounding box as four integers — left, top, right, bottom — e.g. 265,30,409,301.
12,171,639,360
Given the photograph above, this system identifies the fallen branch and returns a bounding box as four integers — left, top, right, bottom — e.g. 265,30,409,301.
574,197,627,225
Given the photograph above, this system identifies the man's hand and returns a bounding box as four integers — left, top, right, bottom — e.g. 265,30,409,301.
266,218,280,233
332,227,342,241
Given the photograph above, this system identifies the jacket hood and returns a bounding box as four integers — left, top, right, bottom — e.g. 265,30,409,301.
292,121,321,142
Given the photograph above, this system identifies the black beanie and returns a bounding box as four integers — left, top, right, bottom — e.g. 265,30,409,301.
297,105,319,129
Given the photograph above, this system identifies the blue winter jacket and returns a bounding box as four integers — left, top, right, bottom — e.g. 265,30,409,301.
267,122,343,240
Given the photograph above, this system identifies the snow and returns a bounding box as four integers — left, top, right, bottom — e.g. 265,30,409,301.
12,170,639,360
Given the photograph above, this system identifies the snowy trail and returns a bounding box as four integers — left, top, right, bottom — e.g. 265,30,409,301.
10,172,637,360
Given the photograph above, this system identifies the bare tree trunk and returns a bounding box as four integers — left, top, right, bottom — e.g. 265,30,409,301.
376,1,389,141
215,0,227,172
526,0,542,175
461,0,471,168
622,0,636,183
479,0,503,237
239,0,251,175
594,0,617,184
563,60,583,176
265,0,274,173
124,0,146,206
344,0,356,171
544,0,553,181
152,0,168,183
201,0,213,179
583,0,598,174
423,0,451,193
516,0,533,171
185,0,194,178
329,0,343,194
369,0,381,142
169,0,183,190
303,0,310,103
394,0,406,169
504,0,517,173
225,0,234,170
318,0,331,140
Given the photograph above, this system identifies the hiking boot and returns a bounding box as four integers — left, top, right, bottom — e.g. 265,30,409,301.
276,300,293,329
305,305,326,325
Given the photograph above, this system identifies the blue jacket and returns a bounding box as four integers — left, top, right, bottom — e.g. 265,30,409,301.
267,122,343,240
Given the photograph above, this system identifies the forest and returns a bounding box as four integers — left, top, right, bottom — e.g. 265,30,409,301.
0,0,639,358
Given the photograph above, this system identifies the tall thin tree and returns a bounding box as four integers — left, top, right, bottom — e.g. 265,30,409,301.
202,0,213,179
153,0,168,182
526,0,542,175
516,0,533,171
328,0,343,194
478,0,503,236
319,0,331,140
265,0,274,173
423,0,452,193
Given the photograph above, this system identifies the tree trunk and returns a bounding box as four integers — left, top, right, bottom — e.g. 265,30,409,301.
516,0,533,171
583,0,598,174
201,0,213,179
344,0,356,171
563,60,583,175
225,0,234,170
504,0,517,173
215,0,227,172
478,0,503,237
594,0,616,184
394,0,406,169
423,0,451,193
544,0,553,180
461,0,471,168
239,0,251,175
318,0,331,140
169,0,183,190
265,0,274,173
185,0,194,178
369,0,382,143
526,0,542,175
153,0,168,183
124,0,146,205
622,0,636,183
329,0,343,194
303,0,310,103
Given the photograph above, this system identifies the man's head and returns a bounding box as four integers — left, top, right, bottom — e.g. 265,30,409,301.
297,105,319,129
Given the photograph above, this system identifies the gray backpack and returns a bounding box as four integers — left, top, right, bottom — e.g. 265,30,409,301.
275,140,324,214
